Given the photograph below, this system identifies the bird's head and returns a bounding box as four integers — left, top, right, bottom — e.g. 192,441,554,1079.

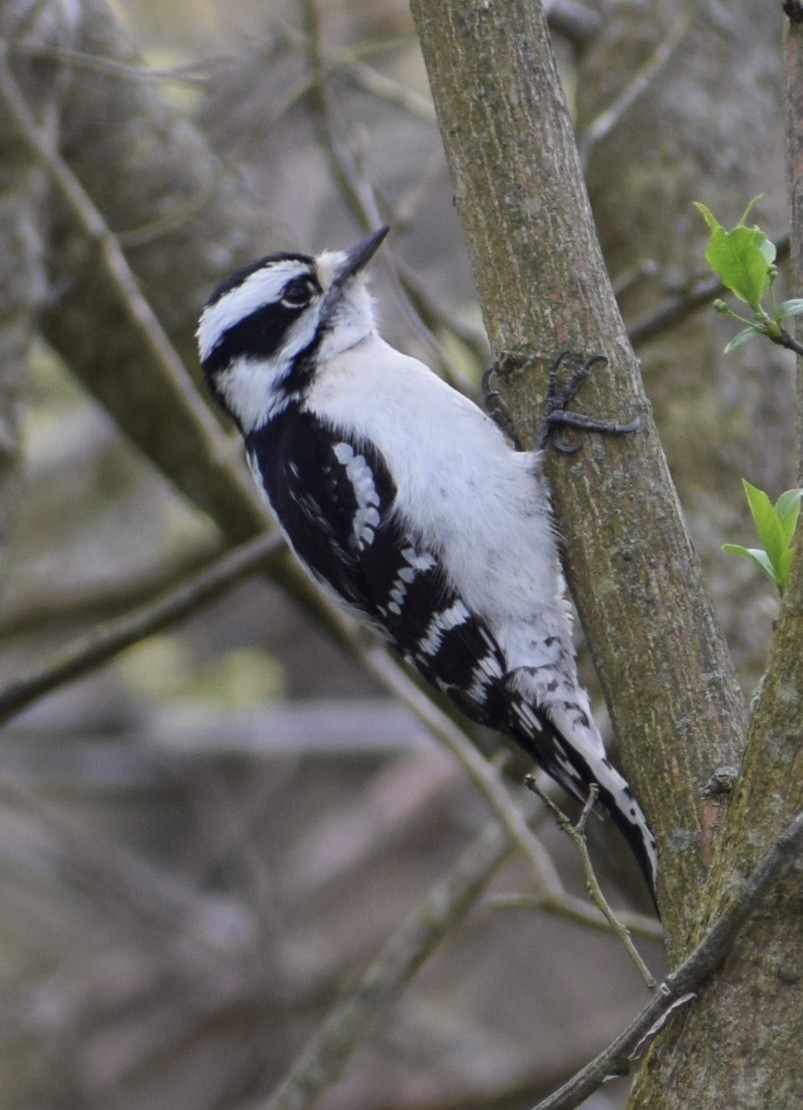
197,226,389,432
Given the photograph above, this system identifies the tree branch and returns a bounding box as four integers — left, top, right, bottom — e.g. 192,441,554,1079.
0,38,265,528
532,807,803,1110
409,0,746,946
262,816,517,1110
0,532,283,725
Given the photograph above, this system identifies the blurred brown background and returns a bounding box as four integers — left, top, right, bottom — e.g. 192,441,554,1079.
0,1,789,1107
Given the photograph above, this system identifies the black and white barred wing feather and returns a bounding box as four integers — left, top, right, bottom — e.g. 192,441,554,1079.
247,406,507,700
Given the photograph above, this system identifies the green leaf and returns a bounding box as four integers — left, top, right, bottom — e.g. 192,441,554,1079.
758,237,777,266
694,197,775,312
721,543,779,586
723,325,763,353
692,201,721,232
720,543,751,558
704,224,774,309
723,480,802,593
774,488,803,545
737,194,764,226
742,479,786,571
777,298,803,320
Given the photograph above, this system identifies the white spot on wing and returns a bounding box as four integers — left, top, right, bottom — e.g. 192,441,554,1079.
382,547,438,620
466,650,504,702
333,441,381,548
418,599,470,657
402,548,437,572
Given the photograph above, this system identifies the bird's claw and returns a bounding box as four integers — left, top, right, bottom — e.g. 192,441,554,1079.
535,351,640,453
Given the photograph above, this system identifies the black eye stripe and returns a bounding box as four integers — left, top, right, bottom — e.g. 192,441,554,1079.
202,304,299,376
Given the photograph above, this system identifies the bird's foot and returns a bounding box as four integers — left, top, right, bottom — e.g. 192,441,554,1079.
535,351,640,454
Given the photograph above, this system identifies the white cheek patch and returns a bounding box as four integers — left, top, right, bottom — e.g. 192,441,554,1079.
216,355,294,432
279,309,320,363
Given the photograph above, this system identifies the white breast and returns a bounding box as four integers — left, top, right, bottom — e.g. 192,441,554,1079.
305,333,572,658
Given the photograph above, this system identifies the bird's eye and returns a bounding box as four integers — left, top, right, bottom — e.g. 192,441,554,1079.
281,278,314,308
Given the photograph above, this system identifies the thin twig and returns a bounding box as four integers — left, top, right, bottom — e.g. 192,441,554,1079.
0,532,283,725
488,892,661,940
262,816,517,1110
530,807,803,1110
577,15,692,168
627,271,725,347
276,18,436,125
487,776,661,939
5,37,215,86
526,778,656,987
777,328,803,358
346,53,437,124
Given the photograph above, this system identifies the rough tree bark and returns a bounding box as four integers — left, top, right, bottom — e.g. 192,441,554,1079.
408,0,746,946
410,1,801,1105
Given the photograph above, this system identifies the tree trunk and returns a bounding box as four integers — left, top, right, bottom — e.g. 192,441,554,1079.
410,1,802,1104
629,9,803,1104
409,0,746,948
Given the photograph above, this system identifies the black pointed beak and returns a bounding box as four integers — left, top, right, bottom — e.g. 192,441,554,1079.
332,226,389,289
319,227,389,322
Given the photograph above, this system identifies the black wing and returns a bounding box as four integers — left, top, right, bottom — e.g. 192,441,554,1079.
247,410,511,723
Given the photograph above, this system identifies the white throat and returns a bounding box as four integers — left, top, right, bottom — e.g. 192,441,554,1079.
317,280,378,363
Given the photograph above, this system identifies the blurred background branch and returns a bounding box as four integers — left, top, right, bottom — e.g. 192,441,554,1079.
0,0,792,1108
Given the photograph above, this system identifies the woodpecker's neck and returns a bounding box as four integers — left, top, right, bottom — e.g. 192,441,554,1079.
316,280,378,364
211,352,308,434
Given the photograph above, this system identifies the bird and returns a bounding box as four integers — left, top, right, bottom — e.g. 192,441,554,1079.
197,225,658,904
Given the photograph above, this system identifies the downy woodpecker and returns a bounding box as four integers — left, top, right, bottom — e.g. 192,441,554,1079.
197,226,658,902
